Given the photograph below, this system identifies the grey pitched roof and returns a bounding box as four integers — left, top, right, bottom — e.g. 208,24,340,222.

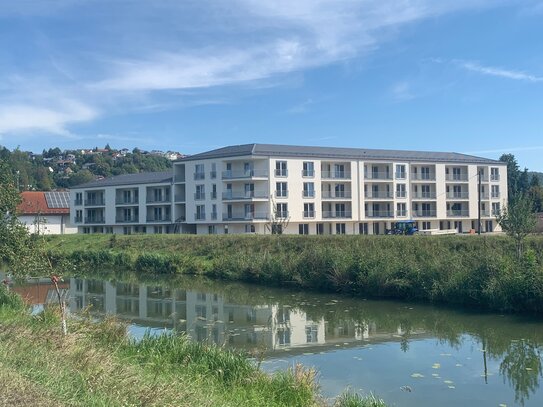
73,171,172,189
178,143,503,165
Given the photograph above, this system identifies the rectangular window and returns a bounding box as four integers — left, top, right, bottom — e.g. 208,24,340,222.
196,205,206,220
194,164,205,180
491,185,500,198
275,182,288,197
195,185,205,200
302,162,314,177
316,223,324,235
335,223,346,235
396,184,406,198
422,221,431,230
211,184,217,199
303,203,315,218
75,192,83,205
245,224,255,233
492,202,501,216
397,203,406,217
211,204,217,220
359,223,368,235
491,167,500,181
298,224,309,235
275,161,288,177
303,182,315,198
276,203,288,218
211,163,217,179
396,165,406,179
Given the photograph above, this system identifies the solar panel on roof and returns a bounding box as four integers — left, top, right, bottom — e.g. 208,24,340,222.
44,192,70,209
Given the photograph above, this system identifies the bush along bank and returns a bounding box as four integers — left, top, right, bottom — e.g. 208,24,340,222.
45,234,543,313
0,284,386,407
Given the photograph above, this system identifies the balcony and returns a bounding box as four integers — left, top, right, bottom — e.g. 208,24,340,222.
115,216,139,223
446,192,469,199
222,169,268,180
222,191,269,200
303,210,315,218
194,192,205,200
410,173,436,181
446,174,469,182
222,212,269,221
194,213,206,221
146,197,171,204
364,172,392,180
365,211,394,218
322,211,352,219
146,215,172,222
211,212,218,220
364,191,393,199
412,210,437,217
492,209,501,216
322,191,352,199
491,192,501,199
396,191,407,198
274,169,288,177
74,199,83,206
302,169,315,177
74,217,83,223
302,190,315,198
412,192,437,199
396,210,407,217
322,171,351,180
481,210,491,217
174,174,185,183
275,190,289,198
447,210,469,217
480,192,490,199
84,199,105,206
174,194,185,202
395,172,407,180
115,198,139,205
194,172,205,180
84,217,105,224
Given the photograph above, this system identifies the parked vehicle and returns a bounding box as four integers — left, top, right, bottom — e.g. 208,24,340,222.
386,220,418,235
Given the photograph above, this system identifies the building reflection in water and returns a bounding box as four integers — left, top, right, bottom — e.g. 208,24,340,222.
68,278,425,354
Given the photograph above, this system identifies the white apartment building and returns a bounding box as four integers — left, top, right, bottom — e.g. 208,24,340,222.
70,171,174,234
70,144,508,235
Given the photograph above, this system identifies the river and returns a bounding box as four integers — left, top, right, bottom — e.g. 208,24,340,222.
9,274,543,407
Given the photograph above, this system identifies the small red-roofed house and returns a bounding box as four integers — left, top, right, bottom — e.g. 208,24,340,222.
17,191,77,235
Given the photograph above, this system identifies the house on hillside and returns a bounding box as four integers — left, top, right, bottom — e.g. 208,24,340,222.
17,191,77,235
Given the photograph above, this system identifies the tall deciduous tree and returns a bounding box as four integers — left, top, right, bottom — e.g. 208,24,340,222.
499,154,520,203
496,194,537,258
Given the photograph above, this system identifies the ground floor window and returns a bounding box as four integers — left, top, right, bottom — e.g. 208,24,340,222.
485,220,493,232
316,223,324,235
299,224,309,235
154,226,163,234
123,226,131,235
83,227,90,234
359,223,368,235
209,225,216,234
372,223,380,235
422,221,431,230
105,227,113,234
245,224,255,233
336,223,346,235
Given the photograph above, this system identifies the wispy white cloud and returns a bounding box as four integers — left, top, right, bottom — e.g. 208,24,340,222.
456,60,543,82
0,0,521,137
390,81,416,101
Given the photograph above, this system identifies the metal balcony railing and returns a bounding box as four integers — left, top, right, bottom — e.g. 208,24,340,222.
146,196,171,203
491,174,500,181
84,199,105,206
115,198,139,205
365,211,394,218
446,192,469,199
364,191,393,199
222,170,268,179
194,192,205,200
303,211,315,218
302,190,315,198
491,192,501,199
446,174,469,181
322,211,352,219
274,169,288,177
395,172,407,179
222,212,269,221
302,169,315,177
447,210,469,217
146,215,172,222
412,210,437,217
322,191,352,199
194,213,206,221
115,216,139,223
174,194,185,202
211,212,218,220
210,171,217,179
222,191,268,200
396,210,408,217
194,172,205,180
74,217,83,223
410,173,436,181
396,191,407,198
412,192,437,199
84,217,105,224
365,171,393,180
74,199,83,206
322,171,351,180
275,190,289,198
174,174,185,183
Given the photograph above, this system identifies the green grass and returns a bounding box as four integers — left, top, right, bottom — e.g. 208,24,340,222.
45,234,543,313
0,284,382,407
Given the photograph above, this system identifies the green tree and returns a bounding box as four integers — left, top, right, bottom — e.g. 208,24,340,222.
499,154,521,202
496,194,537,258
0,160,43,276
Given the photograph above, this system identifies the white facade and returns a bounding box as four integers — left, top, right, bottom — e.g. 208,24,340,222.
70,145,508,235
19,214,76,235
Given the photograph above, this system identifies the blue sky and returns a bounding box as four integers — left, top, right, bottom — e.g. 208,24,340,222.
1,1,542,170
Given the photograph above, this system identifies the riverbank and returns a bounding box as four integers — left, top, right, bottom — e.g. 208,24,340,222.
0,285,384,407
45,234,543,313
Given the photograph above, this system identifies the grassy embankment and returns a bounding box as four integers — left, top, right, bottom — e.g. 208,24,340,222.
46,234,543,313
0,285,384,407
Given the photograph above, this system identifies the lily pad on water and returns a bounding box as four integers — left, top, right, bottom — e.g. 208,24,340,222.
432,363,441,369
455,364,463,367
443,380,454,384
411,373,424,378
448,385,455,389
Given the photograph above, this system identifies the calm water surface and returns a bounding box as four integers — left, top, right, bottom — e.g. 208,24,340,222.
10,274,543,407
